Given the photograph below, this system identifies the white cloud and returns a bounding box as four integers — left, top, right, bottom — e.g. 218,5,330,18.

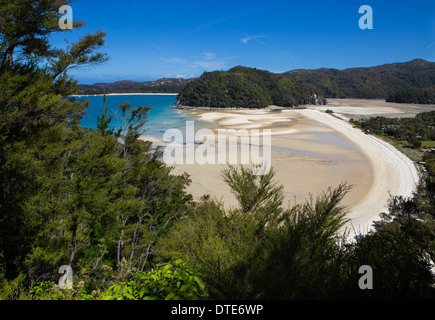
240,35,294,58
192,52,227,70
425,41,435,51
193,60,226,70
204,52,216,60
240,35,268,44
160,57,187,64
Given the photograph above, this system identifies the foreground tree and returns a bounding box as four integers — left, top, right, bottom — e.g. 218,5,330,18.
0,0,107,279
0,1,191,285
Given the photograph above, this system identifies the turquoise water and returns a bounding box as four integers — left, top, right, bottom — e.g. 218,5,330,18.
71,95,367,164
71,94,206,139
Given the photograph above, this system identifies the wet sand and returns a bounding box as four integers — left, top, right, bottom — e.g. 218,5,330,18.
311,98,435,120
140,99,422,235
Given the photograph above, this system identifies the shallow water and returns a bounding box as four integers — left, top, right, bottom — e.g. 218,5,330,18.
74,95,373,208
71,94,213,139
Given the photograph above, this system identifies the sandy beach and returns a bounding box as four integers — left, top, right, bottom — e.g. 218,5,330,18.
140,100,421,236
311,98,435,120
299,109,420,234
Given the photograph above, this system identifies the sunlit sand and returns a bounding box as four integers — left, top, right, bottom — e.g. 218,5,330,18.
140,99,423,235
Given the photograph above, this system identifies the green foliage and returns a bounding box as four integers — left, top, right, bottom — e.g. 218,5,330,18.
421,141,435,148
407,134,422,149
387,86,435,104
335,230,435,299
423,152,435,176
351,111,435,145
159,166,351,299
374,180,435,266
0,0,191,285
27,259,206,300
100,260,206,300
244,183,352,299
0,273,32,300
177,59,435,108
158,197,267,299
30,280,95,300
96,94,114,135
353,175,435,298
0,0,107,280
221,165,284,215
176,66,324,109
159,165,435,299
284,59,435,100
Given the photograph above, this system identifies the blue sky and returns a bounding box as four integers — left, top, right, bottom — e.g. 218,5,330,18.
52,0,435,84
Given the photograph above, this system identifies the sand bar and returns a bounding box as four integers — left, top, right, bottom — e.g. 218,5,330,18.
141,102,420,237
310,98,435,120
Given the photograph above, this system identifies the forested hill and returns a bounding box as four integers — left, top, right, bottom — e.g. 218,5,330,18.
76,78,194,95
283,59,435,100
386,86,435,104
76,59,435,105
175,66,326,109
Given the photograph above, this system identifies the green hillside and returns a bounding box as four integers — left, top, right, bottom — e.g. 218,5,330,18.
386,86,435,104
76,59,435,105
76,78,193,95
283,59,435,100
175,66,326,109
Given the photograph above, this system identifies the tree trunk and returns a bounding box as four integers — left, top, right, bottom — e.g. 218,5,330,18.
69,220,77,267
117,229,125,263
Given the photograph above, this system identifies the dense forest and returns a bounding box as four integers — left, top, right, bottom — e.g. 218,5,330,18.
1,1,435,301
175,66,326,109
283,59,435,100
386,86,435,104
76,78,193,95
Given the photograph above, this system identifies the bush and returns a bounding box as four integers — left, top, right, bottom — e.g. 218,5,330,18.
31,280,95,300
159,165,354,299
100,260,206,300
407,134,422,149
27,259,206,300
0,273,32,300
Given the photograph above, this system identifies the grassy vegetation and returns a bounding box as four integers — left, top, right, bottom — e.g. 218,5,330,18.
374,134,425,162
422,141,435,148
350,111,435,162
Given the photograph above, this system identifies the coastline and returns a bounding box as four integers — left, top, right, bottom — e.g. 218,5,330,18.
69,92,179,97
141,103,420,236
299,109,420,235
172,104,304,111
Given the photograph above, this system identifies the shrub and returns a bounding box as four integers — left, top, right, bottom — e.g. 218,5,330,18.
100,260,206,300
